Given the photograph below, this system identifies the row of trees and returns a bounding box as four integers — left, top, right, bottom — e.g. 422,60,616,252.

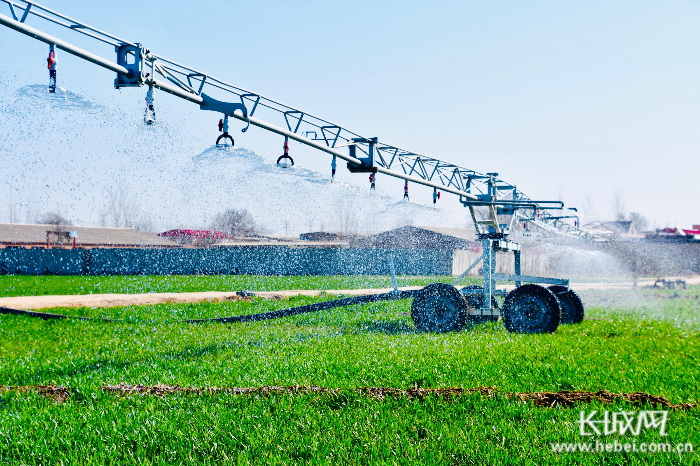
10,184,653,236
8,180,259,237
30,206,259,238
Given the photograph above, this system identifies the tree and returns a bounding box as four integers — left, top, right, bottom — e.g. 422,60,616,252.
611,190,626,221
581,194,596,222
334,199,358,235
628,212,649,232
101,183,141,228
38,212,71,226
5,192,18,223
211,208,257,237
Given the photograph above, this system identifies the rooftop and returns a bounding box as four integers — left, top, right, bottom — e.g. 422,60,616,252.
0,223,179,248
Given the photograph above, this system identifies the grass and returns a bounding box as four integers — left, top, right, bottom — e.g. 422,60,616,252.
4,392,698,465
1,278,700,464
0,274,467,297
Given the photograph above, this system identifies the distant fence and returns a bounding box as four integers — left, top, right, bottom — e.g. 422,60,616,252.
453,241,700,279
0,247,453,276
452,249,550,277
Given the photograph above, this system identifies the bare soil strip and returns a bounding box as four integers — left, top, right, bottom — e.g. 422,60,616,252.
2,384,694,409
2,276,699,311
1,385,71,402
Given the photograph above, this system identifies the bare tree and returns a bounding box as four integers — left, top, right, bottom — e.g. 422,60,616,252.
628,212,649,232
6,192,18,223
23,196,38,224
38,212,71,226
611,190,626,221
102,183,141,228
334,199,358,235
134,216,155,233
581,194,596,222
211,208,257,237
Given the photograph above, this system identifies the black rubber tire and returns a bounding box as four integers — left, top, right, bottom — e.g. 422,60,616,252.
548,285,585,324
502,284,560,334
460,285,499,323
276,154,295,166
411,283,469,333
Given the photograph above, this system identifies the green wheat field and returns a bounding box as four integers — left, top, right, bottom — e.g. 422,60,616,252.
1,275,699,465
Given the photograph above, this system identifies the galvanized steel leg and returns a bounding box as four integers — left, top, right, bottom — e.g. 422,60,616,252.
483,239,493,311
389,255,398,293
514,250,521,288
452,252,484,286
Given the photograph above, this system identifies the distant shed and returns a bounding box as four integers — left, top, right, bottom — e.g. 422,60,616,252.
158,229,230,246
300,232,346,242
299,231,363,243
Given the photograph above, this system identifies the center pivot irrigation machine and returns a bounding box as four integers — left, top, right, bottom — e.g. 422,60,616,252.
1,1,587,334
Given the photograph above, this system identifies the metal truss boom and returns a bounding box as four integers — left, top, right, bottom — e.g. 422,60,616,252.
0,0,581,237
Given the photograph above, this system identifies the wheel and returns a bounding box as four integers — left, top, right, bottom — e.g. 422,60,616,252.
411,283,469,333
460,285,499,323
502,284,560,334
548,285,584,324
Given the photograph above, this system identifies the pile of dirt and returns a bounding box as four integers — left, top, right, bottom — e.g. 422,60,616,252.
354,386,498,400
1,385,70,402
100,384,694,409
101,383,333,397
100,383,496,399
513,389,695,409
3,384,695,409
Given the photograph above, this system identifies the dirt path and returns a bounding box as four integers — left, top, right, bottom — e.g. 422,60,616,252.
1,277,698,311
0,287,423,310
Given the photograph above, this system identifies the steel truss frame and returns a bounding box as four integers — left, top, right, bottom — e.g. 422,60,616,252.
0,0,580,239
0,1,595,324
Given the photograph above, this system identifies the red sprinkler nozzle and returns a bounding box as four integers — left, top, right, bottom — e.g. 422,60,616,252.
218,119,223,132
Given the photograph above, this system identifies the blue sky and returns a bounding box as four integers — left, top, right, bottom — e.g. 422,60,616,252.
1,0,699,228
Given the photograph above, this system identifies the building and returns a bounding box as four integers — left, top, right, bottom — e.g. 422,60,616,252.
683,228,700,241
580,221,640,240
158,229,229,247
217,234,348,248
644,227,700,243
299,231,360,242
0,223,179,248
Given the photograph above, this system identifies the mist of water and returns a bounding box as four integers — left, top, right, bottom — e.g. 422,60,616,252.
0,82,467,234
